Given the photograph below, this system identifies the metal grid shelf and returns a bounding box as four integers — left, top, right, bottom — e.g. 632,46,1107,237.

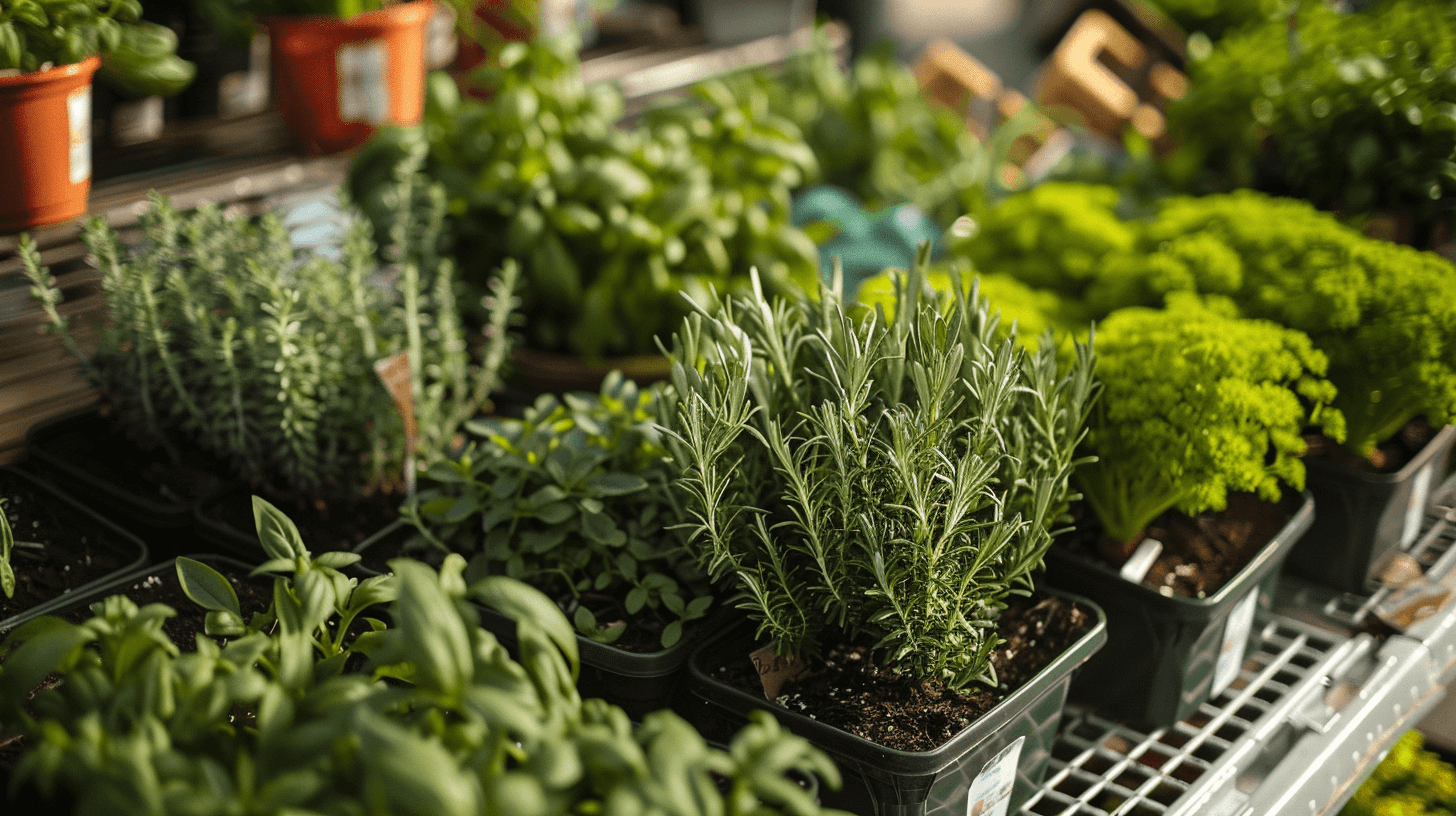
1019,617,1365,816
1022,476,1456,816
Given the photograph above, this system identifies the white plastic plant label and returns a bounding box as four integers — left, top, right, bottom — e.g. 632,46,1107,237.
67,86,90,185
336,41,389,125
1212,590,1258,697
966,736,1023,816
1402,463,1435,548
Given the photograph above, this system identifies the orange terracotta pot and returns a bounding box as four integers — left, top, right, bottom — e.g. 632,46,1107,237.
0,57,99,234
263,1,430,155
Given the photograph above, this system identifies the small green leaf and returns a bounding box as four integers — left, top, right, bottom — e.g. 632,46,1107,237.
177,557,242,617
624,586,648,615
585,473,647,497
470,575,578,680
685,595,713,618
573,605,596,635
313,551,362,570
249,557,296,577
204,609,246,638
660,619,683,649
252,496,308,562
661,591,685,616
533,502,575,525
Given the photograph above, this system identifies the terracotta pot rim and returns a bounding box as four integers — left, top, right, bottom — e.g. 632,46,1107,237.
0,55,101,88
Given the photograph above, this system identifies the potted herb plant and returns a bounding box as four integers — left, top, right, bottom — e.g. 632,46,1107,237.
1042,297,1329,726
0,467,148,632
0,0,193,231
1165,0,1456,246
661,251,1106,816
358,371,721,718
1119,192,1456,593
0,498,847,816
20,170,516,557
349,39,821,393
193,0,431,154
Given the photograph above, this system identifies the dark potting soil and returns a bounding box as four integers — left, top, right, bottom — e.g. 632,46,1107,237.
0,472,139,622
708,593,1093,752
1063,492,1298,599
363,533,692,654
37,411,227,507
1304,417,1438,475
204,487,406,555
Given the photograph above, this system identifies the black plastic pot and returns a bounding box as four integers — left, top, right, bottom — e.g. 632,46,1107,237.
24,406,219,531
1286,425,1456,593
0,467,150,633
353,532,735,721
1042,491,1314,728
682,589,1108,816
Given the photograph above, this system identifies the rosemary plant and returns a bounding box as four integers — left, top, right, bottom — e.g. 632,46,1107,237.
660,248,1097,688
21,176,517,501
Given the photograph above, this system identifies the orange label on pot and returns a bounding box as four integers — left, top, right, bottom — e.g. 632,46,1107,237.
67,87,90,186
337,41,389,125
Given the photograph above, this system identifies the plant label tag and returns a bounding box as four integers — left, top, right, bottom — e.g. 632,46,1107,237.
1120,538,1162,583
966,736,1023,816
1402,463,1435,548
749,644,807,700
373,352,417,496
337,41,389,125
67,87,90,186
1212,590,1258,697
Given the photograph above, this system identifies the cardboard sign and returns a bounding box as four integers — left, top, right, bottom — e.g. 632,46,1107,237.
750,643,808,700
374,352,418,496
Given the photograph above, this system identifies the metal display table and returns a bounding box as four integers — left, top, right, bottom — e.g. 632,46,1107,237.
1020,475,1456,816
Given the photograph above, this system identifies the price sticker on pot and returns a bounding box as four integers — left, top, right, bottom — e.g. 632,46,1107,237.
67,86,91,186
1213,590,1258,697
1402,463,1435,548
966,736,1022,816
337,41,389,125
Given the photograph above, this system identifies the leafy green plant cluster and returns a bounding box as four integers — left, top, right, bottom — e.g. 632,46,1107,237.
1342,731,1456,816
351,38,820,357
944,185,1456,458
0,499,843,816
661,251,1096,688
1146,0,1291,39
1078,297,1341,550
1133,192,1456,456
22,184,517,501
405,372,713,650
1167,0,1456,234
717,34,995,227
0,0,193,96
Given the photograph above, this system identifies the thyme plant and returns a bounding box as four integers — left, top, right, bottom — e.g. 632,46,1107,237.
661,249,1097,688
21,179,517,501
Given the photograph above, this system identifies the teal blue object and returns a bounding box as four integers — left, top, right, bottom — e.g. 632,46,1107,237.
792,186,942,297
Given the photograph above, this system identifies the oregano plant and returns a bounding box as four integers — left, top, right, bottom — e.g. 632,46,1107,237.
660,248,1097,688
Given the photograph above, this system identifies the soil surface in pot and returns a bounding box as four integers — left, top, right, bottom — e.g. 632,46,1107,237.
0,472,139,621
708,593,1092,752
1304,417,1438,475
37,412,227,507
363,534,699,654
1063,491,1298,599
205,487,405,555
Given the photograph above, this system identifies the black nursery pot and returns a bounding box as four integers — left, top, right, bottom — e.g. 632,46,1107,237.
1285,425,1456,593
352,533,735,721
682,589,1108,816
0,467,150,632
24,406,220,532
1042,491,1314,728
